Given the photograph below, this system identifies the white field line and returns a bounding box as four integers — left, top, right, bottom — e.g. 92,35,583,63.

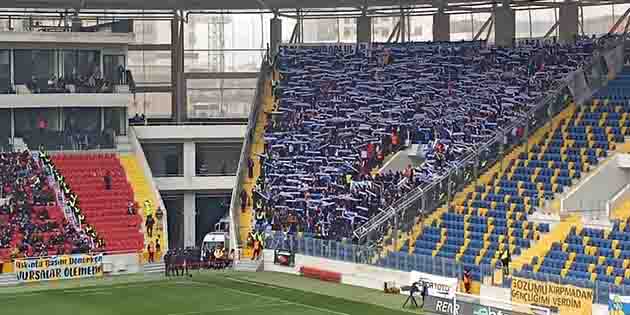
167,302,292,315
189,280,351,315
0,280,175,300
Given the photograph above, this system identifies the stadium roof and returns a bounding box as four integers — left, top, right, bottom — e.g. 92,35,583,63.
0,0,601,10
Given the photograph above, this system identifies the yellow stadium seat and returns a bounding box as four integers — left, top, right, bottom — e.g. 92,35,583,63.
616,277,623,285
599,256,606,265
588,264,595,273
590,273,597,282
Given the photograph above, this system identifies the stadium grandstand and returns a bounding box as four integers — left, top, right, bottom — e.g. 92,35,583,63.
0,1,630,315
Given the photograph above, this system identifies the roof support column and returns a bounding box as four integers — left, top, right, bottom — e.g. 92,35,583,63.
433,9,450,42
270,15,282,58
494,3,515,47
559,1,578,44
357,15,372,43
171,13,186,122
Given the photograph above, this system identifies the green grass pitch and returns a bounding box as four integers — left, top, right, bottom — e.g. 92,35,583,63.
0,271,425,315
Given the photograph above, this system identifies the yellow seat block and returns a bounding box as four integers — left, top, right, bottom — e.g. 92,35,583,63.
616,277,623,285
560,269,568,277
590,273,597,282
588,264,595,273
607,266,614,276
562,243,569,252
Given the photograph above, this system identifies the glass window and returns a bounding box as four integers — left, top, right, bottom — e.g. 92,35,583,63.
372,17,399,42
104,55,126,83
281,17,297,43
14,50,58,84
339,18,357,43
583,5,614,36
127,51,171,84
14,108,59,137
515,9,531,39
450,14,473,41
134,20,171,45
530,8,557,38
303,19,339,43
0,109,9,151
187,78,257,89
184,50,263,73
130,92,172,119
143,143,183,177
63,108,100,133
104,108,126,136
15,108,61,150
187,88,253,118
62,50,101,79
0,50,10,93
410,16,433,41
186,14,270,50
472,13,492,40
196,143,242,176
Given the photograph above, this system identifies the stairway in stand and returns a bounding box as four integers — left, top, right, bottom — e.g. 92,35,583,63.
239,79,273,258
120,155,166,262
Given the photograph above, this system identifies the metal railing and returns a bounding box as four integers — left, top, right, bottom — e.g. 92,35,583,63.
265,233,630,305
354,35,628,245
227,56,271,251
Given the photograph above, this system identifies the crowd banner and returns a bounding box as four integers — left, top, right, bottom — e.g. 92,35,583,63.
511,277,593,315
610,294,630,315
273,249,295,267
14,254,104,283
424,295,533,315
402,270,458,298
566,70,592,105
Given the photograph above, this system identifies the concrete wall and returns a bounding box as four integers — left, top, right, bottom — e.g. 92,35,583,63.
0,94,130,108
133,125,246,141
154,176,235,191
0,31,134,47
263,250,608,315
262,250,409,290
562,154,630,213
102,253,141,275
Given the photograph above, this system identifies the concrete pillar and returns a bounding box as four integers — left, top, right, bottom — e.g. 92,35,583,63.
170,18,179,122
270,17,282,58
183,192,196,247
559,1,578,44
183,141,195,178
494,6,516,47
433,11,450,42
357,15,372,43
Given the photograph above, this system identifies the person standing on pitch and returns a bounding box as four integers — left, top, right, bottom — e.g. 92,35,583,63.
163,250,171,277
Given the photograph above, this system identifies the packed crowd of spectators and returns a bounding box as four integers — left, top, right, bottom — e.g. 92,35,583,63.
252,39,597,241
0,151,94,261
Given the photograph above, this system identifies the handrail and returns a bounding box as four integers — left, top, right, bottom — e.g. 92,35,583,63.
354,36,628,241
227,57,271,251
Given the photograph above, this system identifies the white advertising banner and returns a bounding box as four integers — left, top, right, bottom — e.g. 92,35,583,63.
401,271,459,298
